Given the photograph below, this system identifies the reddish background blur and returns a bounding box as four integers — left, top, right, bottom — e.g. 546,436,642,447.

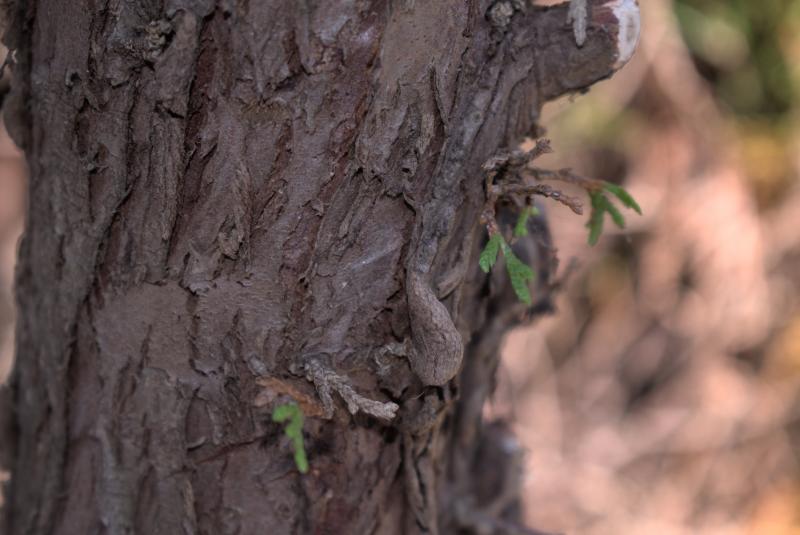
498,0,800,533
0,91,22,385
2,0,800,533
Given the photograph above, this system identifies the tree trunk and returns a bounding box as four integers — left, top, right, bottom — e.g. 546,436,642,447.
1,0,637,533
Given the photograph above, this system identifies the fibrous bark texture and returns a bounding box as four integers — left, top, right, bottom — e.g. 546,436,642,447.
1,0,636,533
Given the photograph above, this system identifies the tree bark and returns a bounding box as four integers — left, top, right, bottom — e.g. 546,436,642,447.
1,0,638,533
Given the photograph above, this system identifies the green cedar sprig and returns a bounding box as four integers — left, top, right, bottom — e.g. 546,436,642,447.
479,230,536,305
513,206,540,238
586,183,642,245
272,403,309,474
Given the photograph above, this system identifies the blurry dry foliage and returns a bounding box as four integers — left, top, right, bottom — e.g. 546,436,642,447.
1,0,800,532
496,0,800,533
0,39,22,507
0,58,21,385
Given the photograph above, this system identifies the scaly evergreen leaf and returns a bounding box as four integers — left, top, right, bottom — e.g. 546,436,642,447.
513,206,540,238
587,191,606,246
501,242,535,305
603,182,642,214
479,233,503,273
272,403,309,473
600,194,626,229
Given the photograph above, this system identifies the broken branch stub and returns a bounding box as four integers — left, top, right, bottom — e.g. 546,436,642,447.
529,0,641,102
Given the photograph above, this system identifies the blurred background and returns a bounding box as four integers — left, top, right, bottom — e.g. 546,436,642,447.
0,77,20,385
1,0,799,532
498,0,800,533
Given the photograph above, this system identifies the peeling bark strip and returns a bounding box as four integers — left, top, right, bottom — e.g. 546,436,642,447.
2,1,637,533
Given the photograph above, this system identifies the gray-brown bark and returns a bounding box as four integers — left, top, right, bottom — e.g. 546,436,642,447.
1,1,636,533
